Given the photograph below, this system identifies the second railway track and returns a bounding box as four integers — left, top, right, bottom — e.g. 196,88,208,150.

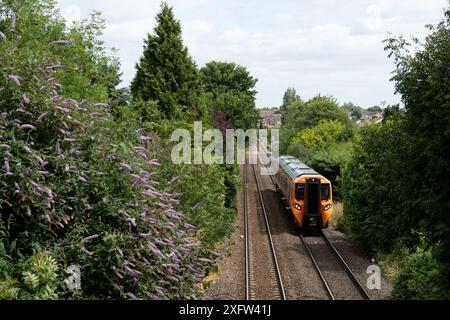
244,162,286,300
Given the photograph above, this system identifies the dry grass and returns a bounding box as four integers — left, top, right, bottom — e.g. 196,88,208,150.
330,202,345,231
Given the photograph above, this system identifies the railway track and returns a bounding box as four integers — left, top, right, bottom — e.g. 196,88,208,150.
244,161,286,300
257,154,371,300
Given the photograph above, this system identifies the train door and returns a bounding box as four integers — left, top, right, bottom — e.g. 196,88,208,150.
305,178,321,227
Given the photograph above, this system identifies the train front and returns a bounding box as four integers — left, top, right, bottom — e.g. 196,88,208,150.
291,175,333,229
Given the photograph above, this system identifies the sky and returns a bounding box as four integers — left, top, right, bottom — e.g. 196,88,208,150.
56,0,448,108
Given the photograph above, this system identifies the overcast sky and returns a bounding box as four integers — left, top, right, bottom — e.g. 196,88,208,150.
56,0,448,108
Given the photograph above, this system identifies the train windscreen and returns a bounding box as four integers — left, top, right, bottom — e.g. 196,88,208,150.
295,183,305,200
321,184,330,200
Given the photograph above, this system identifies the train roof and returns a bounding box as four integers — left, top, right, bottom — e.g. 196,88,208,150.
276,155,320,180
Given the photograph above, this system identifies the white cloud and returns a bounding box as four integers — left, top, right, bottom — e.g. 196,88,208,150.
55,0,448,108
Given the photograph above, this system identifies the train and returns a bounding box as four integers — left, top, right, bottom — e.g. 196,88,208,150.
272,155,333,229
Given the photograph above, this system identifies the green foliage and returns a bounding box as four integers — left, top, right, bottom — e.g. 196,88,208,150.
342,102,364,120
130,2,201,118
200,61,259,129
200,61,257,99
382,104,403,120
291,120,346,150
21,253,59,299
390,240,450,300
279,95,356,199
0,1,223,300
343,121,409,250
343,10,450,298
279,87,301,124
204,91,259,130
367,106,382,113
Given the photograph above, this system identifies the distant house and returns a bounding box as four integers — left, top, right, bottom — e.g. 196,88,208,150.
356,111,383,127
260,110,282,128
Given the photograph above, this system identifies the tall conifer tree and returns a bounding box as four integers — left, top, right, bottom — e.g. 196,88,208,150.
131,2,200,118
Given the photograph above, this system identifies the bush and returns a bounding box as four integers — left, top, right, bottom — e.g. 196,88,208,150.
391,243,450,300
0,3,220,299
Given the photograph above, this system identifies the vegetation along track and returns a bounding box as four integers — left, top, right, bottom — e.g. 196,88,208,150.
260,157,371,300
244,162,286,300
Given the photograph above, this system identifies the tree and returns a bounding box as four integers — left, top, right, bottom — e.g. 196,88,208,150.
384,8,450,262
200,61,259,129
280,87,301,124
130,2,200,118
367,105,382,113
200,61,257,99
343,9,450,298
342,102,364,120
382,104,403,120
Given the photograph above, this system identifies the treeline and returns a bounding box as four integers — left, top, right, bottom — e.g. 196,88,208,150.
278,9,450,299
0,0,259,299
344,10,450,299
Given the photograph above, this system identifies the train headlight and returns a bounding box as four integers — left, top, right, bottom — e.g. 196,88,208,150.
324,204,332,211
293,203,301,210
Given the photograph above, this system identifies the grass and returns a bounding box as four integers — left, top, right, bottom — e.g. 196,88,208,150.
330,202,345,231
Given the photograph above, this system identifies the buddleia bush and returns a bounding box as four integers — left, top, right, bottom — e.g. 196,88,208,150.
0,5,211,299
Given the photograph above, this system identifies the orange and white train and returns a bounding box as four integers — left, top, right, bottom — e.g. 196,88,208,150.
273,155,333,229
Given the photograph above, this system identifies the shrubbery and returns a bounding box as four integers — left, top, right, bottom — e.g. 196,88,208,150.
0,0,239,299
343,10,450,299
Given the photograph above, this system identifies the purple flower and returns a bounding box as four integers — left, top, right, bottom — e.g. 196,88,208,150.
8,75,23,87
139,135,152,142
0,144,11,150
22,94,30,104
55,106,71,113
81,247,94,256
128,218,137,228
169,176,181,184
147,160,161,167
3,160,10,172
63,98,78,106
134,147,146,153
89,112,102,118
119,163,133,171
81,234,99,243
22,146,33,154
20,124,36,130
126,292,138,300
10,11,16,30
184,223,196,230
63,137,77,143
130,174,147,185
112,267,124,279
37,111,50,122
192,201,202,211
34,155,48,167
55,141,61,154
93,103,109,107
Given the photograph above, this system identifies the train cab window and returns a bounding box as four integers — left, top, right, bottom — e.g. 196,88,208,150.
295,183,305,200
321,184,330,200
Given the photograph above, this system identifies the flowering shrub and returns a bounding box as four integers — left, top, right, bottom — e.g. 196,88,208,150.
0,6,212,299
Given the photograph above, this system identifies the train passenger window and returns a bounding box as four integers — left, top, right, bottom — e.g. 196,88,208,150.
295,183,305,200
321,184,330,200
